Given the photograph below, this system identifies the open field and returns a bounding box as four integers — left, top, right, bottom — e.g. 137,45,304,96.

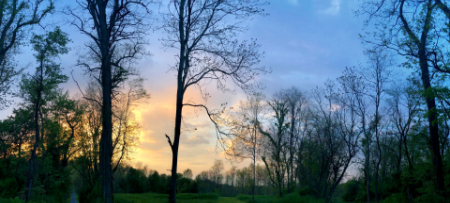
113,193,327,203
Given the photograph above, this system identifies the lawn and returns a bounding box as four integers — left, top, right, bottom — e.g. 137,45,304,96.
114,193,243,203
114,193,328,203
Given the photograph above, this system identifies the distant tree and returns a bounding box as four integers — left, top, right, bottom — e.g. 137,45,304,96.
161,0,268,202
182,169,193,180
209,160,224,186
148,170,161,193
338,67,372,202
226,92,265,200
362,47,393,203
278,87,305,192
259,97,289,197
0,0,54,110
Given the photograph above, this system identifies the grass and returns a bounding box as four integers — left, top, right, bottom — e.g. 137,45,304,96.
236,194,326,203
114,193,222,203
114,193,328,203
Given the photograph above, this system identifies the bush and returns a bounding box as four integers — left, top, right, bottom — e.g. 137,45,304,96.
342,179,360,202
380,193,407,203
297,186,317,197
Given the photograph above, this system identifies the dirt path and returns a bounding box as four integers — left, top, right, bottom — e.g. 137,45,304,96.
70,190,77,203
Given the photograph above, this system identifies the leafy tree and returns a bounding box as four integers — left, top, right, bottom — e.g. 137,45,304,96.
358,0,447,194
0,0,54,110
20,27,69,202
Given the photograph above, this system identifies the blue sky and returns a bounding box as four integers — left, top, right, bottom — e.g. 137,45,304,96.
2,0,376,175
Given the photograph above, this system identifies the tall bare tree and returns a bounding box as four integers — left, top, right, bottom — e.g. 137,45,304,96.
278,87,305,192
259,97,289,197
161,1,267,202
363,47,392,203
226,92,265,200
67,1,152,202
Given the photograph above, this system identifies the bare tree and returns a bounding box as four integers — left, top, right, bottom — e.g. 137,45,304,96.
362,47,393,203
387,80,421,201
67,1,152,202
278,87,305,192
226,92,265,200
259,96,289,197
161,1,267,202
338,67,372,202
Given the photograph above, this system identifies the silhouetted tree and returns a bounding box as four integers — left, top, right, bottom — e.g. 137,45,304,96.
67,1,152,202
161,0,268,202
20,27,69,202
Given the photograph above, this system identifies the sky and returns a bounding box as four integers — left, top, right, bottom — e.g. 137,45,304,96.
1,0,371,176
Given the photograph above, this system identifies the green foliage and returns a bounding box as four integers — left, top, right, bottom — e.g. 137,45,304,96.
341,179,359,202
379,193,407,203
125,167,148,193
297,186,318,197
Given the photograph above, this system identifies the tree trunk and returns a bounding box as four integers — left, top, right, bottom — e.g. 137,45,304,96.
101,61,113,203
169,53,185,203
25,56,44,202
253,156,256,201
418,49,445,193
25,92,41,202
400,0,445,193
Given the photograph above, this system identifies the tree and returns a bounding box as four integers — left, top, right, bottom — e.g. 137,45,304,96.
338,67,372,202
361,47,393,203
68,1,152,202
209,160,224,187
226,92,265,200
278,87,305,192
0,0,54,110
20,27,69,202
359,0,446,194
387,80,421,201
183,169,193,180
72,78,148,202
161,1,268,202
259,97,289,197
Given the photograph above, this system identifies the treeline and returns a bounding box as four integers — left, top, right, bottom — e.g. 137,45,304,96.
110,161,276,197
220,50,450,203
0,28,148,202
2,0,450,203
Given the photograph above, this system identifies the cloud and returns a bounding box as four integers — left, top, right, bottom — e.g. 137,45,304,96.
322,0,340,15
184,135,210,146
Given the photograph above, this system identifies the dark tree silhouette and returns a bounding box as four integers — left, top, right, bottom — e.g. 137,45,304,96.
20,27,69,202
0,0,54,110
67,1,152,202
161,1,268,202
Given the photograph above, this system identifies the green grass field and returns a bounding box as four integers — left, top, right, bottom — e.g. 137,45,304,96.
114,193,234,203
114,193,327,203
